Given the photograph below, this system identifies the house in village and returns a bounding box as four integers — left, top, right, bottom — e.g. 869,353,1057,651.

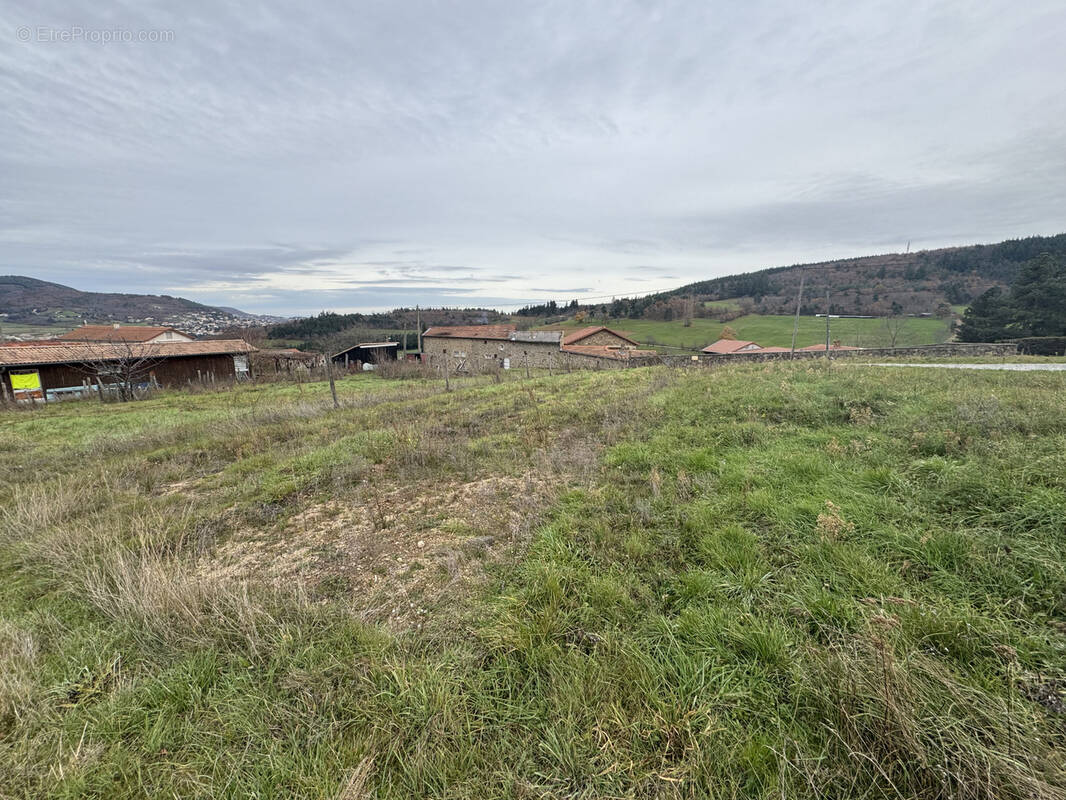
702,339,768,355
0,339,256,402
56,324,195,343
421,324,655,372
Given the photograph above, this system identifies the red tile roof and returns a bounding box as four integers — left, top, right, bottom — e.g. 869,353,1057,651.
799,343,862,351
55,325,192,342
0,340,255,367
757,346,792,353
701,339,762,354
562,344,657,361
561,326,640,346
421,325,515,340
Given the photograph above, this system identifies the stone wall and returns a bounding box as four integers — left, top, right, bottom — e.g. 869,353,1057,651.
422,338,1019,373
632,342,1019,368
422,336,570,372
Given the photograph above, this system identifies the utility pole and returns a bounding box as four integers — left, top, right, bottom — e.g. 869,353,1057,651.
416,305,422,356
825,288,831,354
790,271,805,359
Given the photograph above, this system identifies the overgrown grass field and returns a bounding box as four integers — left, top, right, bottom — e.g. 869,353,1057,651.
548,314,953,351
1,364,1064,798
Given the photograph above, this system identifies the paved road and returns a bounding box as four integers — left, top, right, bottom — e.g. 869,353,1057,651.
866,362,1066,371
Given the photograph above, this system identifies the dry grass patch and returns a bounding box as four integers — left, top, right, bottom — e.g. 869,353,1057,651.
203,473,555,628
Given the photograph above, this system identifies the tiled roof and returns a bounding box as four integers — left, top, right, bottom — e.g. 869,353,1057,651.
562,344,657,361
800,343,862,351
0,339,255,367
701,339,761,354
561,326,639,346
55,325,191,342
422,325,516,340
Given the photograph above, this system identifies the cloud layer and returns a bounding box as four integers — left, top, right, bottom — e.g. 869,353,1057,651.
3,0,1065,313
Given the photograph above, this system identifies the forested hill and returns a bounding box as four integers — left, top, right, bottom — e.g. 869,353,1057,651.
267,307,511,340
612,233,1066,319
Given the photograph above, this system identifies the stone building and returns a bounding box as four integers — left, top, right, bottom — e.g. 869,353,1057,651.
561,326,640,348
421,325,564,372
421,324,656,372
561,326,657,361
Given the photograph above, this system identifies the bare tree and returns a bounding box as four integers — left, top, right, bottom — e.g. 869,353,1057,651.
76,341,164,402
882,314,908,348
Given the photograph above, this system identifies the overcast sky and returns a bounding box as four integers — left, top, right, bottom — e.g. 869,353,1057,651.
3,1,1065,315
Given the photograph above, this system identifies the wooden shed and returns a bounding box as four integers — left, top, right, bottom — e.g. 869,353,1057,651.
332,342,399,369
0,339,256,402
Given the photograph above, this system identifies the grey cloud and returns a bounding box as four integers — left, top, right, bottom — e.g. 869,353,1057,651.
1,0,1064,315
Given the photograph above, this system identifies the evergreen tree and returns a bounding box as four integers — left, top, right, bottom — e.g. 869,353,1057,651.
956,287,1012,342
1008,253,1066,336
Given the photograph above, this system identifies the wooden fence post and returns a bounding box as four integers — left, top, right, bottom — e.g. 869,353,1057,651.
326,356,339,408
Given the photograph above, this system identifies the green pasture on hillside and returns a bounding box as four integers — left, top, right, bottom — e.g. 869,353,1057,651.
549,314,954,351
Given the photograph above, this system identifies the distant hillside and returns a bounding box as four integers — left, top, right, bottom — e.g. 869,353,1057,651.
597,233,1066,320
0,276,265,327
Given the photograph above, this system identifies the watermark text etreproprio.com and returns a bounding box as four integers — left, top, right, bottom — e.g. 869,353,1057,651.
16,26,175,43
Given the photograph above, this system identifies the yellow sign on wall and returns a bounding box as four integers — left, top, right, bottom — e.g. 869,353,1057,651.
10,371,41,391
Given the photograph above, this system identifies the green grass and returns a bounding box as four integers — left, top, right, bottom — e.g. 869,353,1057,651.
549,314,954,350
0,321,70,337
1,364,1065,798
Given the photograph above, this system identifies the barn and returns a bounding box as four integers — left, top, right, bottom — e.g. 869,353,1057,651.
0,339,256,402
332,342,399,369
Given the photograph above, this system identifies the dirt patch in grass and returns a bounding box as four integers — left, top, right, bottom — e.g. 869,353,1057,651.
201,473,553,629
